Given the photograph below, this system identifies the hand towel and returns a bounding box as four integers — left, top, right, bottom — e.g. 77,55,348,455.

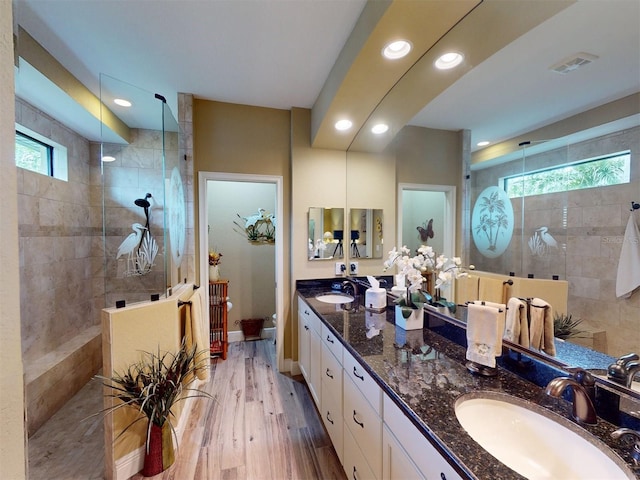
479,277,505,304
466,303,502,368
187,288,210,381
616,212,640,298
504,297,529,348
472,300,506,345
529,297,555,356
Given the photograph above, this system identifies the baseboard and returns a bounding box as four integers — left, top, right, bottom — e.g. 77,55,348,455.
228,326,275,343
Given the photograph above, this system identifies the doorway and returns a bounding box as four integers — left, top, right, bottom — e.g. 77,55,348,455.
398,183,457,297
198,172,284,368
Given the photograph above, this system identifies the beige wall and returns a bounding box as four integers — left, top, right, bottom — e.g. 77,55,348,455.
193,99,292,357
0,0,27,476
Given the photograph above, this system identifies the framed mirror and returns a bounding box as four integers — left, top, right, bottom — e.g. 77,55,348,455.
348,208,384,259
308,207,344,260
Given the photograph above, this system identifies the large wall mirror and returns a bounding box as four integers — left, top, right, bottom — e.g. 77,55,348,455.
308,207,344,260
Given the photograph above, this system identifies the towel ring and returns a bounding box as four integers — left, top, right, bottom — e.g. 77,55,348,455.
631,201,640,211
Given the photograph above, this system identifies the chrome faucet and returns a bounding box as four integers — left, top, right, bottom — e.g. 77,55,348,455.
545,376,598,425
625,362,640,388
342,279,359,300
611,428,640,465
607,353,639,384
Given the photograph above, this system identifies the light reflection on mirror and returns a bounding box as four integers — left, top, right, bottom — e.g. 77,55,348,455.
349,208,384,259
308,207,344,260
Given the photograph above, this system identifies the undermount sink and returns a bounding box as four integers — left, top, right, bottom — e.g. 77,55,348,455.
454,392,635,479
315,292,354,304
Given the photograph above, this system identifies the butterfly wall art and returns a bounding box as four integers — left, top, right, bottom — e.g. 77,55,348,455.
417,219,434,243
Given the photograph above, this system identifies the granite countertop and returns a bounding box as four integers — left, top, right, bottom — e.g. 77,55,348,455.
296,282,639,480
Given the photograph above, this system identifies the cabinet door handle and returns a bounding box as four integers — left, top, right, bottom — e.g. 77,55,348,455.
304,309,310,314
440,474,447,480
325,368,333,379
352,410,364,428
353,366,364,381
326,411,334,425
352,466,358,480
326,335,334,344
304,325,309,331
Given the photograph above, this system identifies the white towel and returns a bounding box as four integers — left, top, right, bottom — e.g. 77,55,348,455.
616,212,640,298
466,303,503,368
187,288,210,381
529,297,555,356
472,300,506,342
504,297,529,348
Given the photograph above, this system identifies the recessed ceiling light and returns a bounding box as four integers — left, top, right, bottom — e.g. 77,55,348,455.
335,119,353,131
435,52,464,70
102,155,116,162
382,40,412,59
371,123,389,135
114,98,132,107
477,141,490,147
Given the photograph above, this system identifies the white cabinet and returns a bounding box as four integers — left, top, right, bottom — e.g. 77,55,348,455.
321,320,344,463
343,348,381,414
343,366,382,479
298,297,321,406
382,425,424,480
344,425,377,480
383,395,463,480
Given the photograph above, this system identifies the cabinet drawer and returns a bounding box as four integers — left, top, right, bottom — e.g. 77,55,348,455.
322,323,343,363
322,343,343,401
321,378,344,465
383,395,463,480
344,350,381,414
298,297,321,333
344,425,377,480
344,374,382,479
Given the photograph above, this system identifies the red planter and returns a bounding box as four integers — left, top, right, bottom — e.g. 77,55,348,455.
142,422,174,477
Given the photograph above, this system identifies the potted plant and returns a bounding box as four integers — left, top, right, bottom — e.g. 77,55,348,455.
209,248,223,281
384,245,468,328
96,340,212,477
553,313,584,340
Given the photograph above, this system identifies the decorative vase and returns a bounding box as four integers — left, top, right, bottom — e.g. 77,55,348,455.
422,271,436,297
394,305,424,330
209,264,220,281
142,422,174,477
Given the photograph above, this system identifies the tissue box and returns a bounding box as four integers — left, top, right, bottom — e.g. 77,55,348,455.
365,287,386,311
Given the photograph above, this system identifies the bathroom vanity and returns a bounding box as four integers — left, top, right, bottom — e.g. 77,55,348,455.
296,279,639,480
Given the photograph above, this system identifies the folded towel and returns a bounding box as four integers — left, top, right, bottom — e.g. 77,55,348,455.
504,297,529,348
466,303,503,368
529,297,555,356
185,288,210,381
479,277,505,304
616,212,640,298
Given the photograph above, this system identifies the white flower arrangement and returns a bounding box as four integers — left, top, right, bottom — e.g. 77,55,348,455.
384,245,470,312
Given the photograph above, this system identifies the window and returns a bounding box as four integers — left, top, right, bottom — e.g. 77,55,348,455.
15,131,53,176
503,151,631,198
15,125,68,181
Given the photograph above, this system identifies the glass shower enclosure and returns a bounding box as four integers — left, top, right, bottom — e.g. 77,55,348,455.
99,74,185,307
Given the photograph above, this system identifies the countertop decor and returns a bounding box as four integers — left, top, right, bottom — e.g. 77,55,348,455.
296,279,639,479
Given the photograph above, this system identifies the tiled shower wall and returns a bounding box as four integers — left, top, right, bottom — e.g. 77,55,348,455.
15,98,102,434
471,126,640,356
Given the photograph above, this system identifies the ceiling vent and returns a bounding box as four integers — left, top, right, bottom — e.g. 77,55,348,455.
550,52,599,74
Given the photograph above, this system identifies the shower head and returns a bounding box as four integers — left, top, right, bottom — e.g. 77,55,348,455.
134,193,152,209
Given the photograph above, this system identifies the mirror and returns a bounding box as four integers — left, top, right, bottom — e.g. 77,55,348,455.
348,209,383,259
308,207,344,260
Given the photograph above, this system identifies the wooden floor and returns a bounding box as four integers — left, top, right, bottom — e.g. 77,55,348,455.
28,340,346,480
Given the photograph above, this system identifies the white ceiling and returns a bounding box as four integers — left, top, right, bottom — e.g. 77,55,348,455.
13,0,640,151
